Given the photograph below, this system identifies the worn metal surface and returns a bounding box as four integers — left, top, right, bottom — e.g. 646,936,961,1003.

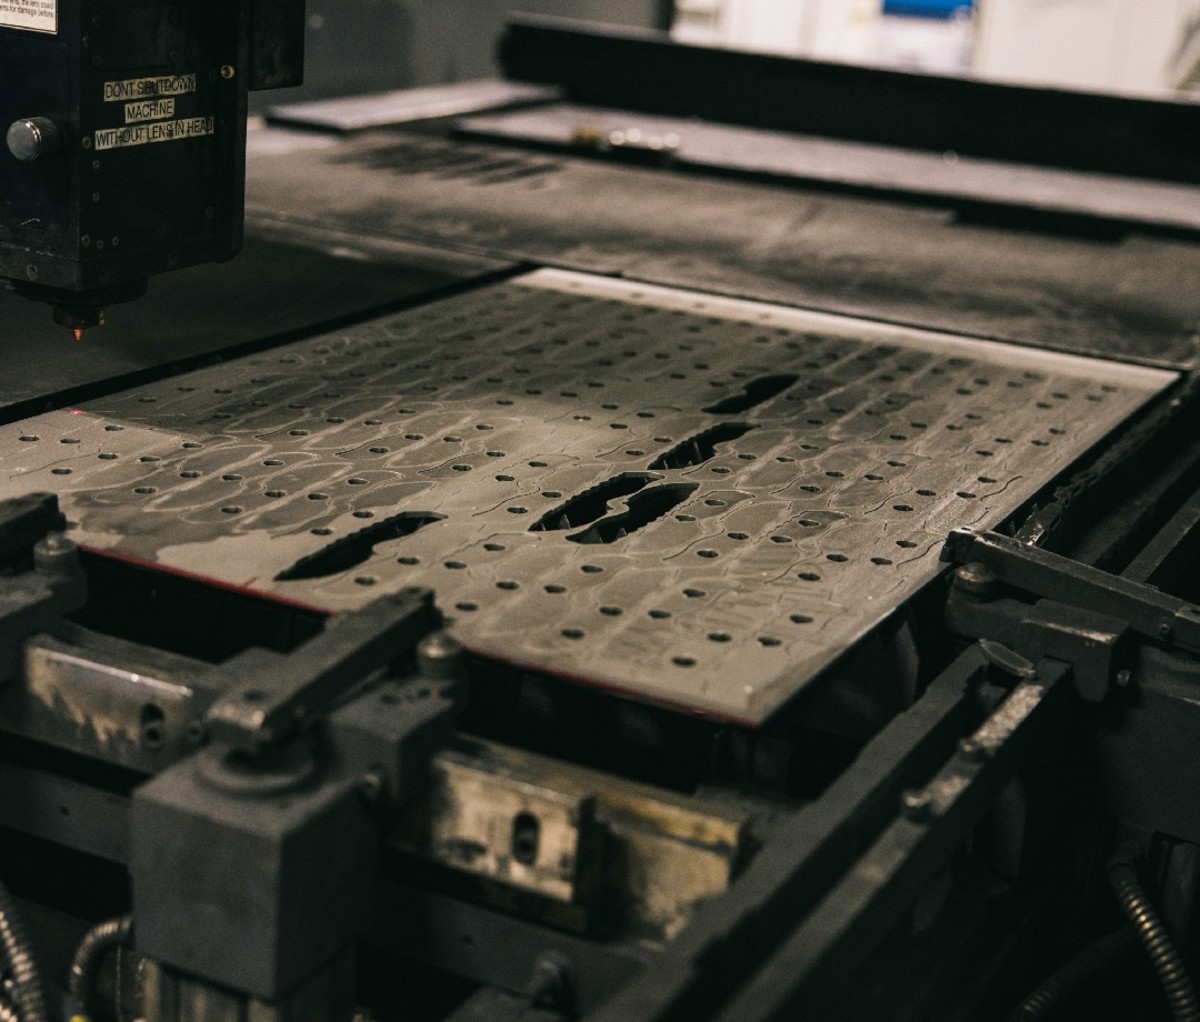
0,759,130,862
6,626,212,771
711,661,1069,1022
204,587,438,752
409,739,749,938
0,270,1175,722
943,528,1200,656
499,16,1200,184
457,103,1200,233
369,884,652,1016
428,749,597,906
267,80,561,133
141,952,356,1022
244,131,1200,368
588,644,987,1022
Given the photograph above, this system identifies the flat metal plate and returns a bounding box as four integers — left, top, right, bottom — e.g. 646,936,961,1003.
245,131,1200,369
0,270,1175,723
457,103,1200,233
266,80,560,133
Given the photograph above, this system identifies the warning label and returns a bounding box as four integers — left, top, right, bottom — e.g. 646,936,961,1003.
95,117,213,151
103,74,196,103
0,0,57,33
125,98,175,124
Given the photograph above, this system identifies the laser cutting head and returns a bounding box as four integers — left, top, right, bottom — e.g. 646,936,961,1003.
0,0,306,339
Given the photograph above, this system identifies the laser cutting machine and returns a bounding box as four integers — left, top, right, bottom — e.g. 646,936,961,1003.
2,7,1200,1022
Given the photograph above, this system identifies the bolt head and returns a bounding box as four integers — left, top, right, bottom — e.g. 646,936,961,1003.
958,737,988,763
418,631,464,678
34,532,79,574
954,561,998,597
901,788,934,823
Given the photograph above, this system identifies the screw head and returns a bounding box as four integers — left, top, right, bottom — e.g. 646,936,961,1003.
418,631,464,679
954,561,998,597
34,532,79,575
901,788,934,823
958,737,988,763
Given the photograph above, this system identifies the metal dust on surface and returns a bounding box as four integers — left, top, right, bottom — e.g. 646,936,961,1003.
0,270,1175,722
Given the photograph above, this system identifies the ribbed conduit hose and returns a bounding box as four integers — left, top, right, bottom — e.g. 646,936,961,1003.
67,914,133,1022
1108,852,1200,1022
1006,927,1136,1022
0,881,47,1022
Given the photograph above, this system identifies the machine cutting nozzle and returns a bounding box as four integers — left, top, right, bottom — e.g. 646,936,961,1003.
11,278,143,339
52,304,104,341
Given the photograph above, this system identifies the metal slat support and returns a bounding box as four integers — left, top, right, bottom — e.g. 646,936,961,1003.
587,646,990,1022
713,659,1069,1022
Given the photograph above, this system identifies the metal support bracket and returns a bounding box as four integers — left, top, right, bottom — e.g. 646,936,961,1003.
205,586,440,752
0,493,87,684
942,528,1200,654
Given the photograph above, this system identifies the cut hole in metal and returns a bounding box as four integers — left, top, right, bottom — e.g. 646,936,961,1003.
567,484,698,545
275,512,445,581
649,422,758,471
702,374,798,415
530,472,659,532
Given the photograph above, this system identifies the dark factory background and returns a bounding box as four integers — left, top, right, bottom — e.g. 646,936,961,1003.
0,4,1199,1022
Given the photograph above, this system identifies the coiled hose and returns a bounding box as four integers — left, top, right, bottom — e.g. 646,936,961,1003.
1006,927,1136,1021
0,881,47,1022
1108,851,1200,1022
67,914,133,1022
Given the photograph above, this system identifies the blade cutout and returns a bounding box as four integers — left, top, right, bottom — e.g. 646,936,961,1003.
530,473,660,532
276,512,445,581
568,484,698,545
703,374,798,415
648,422,758,470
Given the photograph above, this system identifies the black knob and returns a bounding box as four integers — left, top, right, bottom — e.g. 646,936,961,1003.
7,118,63,161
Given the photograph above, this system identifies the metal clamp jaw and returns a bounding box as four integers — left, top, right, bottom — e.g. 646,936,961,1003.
937,528,1200,701
131,590,460,1022
0,493,86,684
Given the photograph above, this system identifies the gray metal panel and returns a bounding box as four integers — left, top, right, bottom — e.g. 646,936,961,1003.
456,103,1200,233
267,80,561,132
244,131,1200,369
0,270,1175,723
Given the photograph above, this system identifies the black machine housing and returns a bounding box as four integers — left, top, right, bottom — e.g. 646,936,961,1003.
0,0,305,330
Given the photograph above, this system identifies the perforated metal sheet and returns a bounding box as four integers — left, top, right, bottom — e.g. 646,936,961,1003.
0,270,1175,723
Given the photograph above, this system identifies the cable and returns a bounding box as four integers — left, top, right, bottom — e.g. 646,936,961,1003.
1005,928,1135,1021
1108,851,1200,1022
66,915,133,1022
0,881,47,1022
